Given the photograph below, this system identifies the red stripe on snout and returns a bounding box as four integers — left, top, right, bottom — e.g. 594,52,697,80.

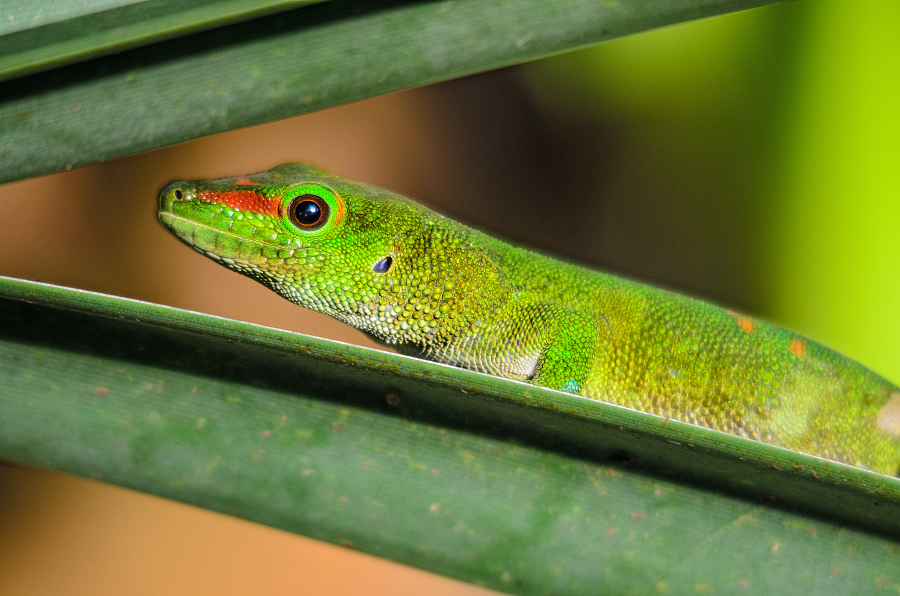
198,190,279,216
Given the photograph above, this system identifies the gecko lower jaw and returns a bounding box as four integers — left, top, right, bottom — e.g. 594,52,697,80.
158,211,310,254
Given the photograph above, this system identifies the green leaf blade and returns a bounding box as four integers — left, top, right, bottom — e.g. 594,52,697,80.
1,276,898,595
0,0,326,82
0,0,785,185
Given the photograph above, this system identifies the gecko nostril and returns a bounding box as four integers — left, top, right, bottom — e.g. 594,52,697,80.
173,188,183,200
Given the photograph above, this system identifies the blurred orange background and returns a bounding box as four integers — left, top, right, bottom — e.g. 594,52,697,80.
1,0,898,593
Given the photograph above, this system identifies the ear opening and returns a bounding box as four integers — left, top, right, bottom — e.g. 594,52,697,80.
373,256,393,273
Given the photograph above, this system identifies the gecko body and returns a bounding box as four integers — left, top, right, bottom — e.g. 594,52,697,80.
158,163,900,474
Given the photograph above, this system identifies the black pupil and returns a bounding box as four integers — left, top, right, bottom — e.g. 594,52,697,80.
295,200,322,225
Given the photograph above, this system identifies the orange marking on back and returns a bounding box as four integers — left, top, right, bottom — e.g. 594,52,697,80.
736,317,754,333
198,190,278,215
789,339,805,357
235,178,255,185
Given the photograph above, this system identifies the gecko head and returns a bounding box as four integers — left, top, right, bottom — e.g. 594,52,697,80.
158,163,499,339
159,163,348,258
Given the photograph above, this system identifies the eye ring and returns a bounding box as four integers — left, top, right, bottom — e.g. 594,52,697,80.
288,194,329,229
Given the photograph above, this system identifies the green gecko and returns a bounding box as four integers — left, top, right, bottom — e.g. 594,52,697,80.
158,163,900,475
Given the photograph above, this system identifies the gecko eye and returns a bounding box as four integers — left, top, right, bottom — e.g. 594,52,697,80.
289,194,329,229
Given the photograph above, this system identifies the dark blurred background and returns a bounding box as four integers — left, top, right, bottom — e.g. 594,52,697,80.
1,0,898,593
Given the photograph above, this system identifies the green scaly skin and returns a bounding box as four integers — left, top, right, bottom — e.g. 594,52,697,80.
158,163,900,475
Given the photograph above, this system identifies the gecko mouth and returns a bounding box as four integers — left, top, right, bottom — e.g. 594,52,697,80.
158,211,310,255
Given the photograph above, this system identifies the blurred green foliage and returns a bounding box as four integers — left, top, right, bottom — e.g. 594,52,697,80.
521,0,900,383
767,0,900,382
